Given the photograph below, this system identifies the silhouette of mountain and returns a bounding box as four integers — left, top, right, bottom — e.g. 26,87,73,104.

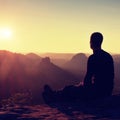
26,53,42,61
0,50,79,104
51,58,67,67
39,57,79,89
63,53,88,80
40,53,77,67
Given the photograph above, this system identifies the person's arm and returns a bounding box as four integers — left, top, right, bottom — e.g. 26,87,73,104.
84,56,93,87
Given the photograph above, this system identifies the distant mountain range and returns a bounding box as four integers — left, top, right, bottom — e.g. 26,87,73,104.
0,50,120,103
0,50,79,103
62,53,88,80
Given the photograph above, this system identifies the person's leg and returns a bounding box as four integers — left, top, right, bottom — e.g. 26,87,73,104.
43,84,86,103
61,85,84,101
42,85,57,103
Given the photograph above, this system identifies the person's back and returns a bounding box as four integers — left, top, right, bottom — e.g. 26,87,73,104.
89,50,114,96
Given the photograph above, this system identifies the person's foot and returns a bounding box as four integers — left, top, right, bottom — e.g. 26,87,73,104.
42,85,55,104
44,85,53,93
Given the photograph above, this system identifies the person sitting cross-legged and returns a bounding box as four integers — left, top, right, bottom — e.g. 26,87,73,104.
42,32,114,103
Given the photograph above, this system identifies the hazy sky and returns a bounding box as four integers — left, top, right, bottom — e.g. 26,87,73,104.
0,0,120,53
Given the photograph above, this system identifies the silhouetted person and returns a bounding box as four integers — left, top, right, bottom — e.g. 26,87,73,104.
43,32,114,103
83,32,114,98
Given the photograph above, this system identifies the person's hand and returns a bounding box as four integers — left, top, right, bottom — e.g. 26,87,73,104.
75,81,84,87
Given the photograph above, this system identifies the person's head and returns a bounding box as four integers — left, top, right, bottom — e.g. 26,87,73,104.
90,32,103,50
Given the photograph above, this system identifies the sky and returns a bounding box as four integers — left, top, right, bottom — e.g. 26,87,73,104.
0,0,120,54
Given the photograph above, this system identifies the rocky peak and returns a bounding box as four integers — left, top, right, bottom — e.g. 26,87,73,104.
41,57,51,64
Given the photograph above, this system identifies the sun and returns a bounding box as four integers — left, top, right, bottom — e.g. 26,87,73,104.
0,28,13,40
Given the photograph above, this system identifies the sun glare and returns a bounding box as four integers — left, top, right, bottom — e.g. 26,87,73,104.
0,28,13,40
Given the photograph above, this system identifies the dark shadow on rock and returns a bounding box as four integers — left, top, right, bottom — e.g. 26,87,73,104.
0,106,37,120
0,112,20,120
47,94,120,120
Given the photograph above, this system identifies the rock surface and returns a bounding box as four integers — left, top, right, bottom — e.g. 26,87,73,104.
1,95,120,120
